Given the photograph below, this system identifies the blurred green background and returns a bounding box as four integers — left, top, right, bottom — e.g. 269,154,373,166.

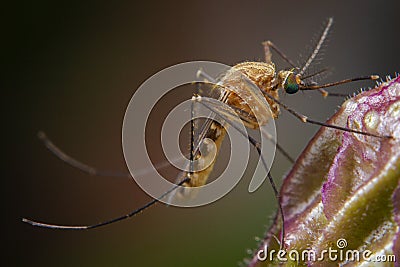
5,1,399,266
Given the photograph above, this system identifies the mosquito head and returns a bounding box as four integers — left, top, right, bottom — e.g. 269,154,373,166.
277,69,303,94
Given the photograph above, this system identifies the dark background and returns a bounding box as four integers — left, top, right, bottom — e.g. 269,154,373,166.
5,1,399,266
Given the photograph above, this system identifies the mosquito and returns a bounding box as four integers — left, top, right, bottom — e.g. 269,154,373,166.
22,18,391,247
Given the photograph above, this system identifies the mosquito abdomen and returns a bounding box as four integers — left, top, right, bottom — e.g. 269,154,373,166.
172,121,227,200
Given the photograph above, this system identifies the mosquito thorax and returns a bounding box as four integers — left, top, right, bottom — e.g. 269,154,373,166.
220,62,281,128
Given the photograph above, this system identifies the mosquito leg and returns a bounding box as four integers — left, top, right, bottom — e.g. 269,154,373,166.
24,80,202,230
301,75,380,98
306,86,348,98
189,85,197,175
316,89,353,98
262,91,393,139
195,97,286,248
317,89,329,97
37,131,131,177
22,177,190,230
301,70,377,98
323,92,352,97
319,90,354,97
222,104,295,164
262,40,296,68
190,102,195,165
262,129,295,164
37,131,186,178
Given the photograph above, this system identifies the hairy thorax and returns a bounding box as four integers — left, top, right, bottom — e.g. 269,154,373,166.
218,61,280,129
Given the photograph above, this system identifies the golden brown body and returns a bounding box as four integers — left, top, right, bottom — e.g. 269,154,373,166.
177,61,281,195
228,62,280,121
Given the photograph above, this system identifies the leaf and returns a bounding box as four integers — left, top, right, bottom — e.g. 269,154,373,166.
247,75,400,267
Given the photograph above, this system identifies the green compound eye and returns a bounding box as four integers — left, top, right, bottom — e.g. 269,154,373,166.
285,82,299,94
284,73,299,94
